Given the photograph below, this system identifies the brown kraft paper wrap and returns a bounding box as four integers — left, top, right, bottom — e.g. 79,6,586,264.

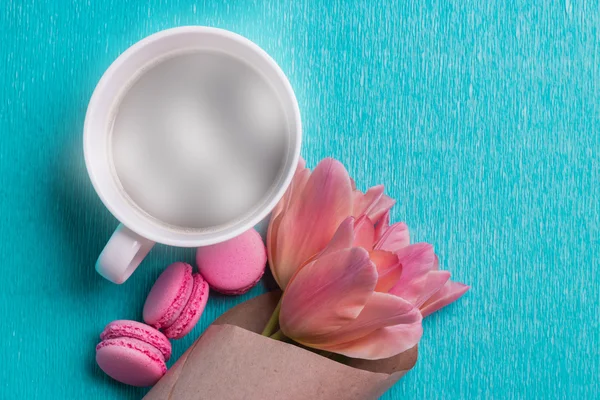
144,292,418,400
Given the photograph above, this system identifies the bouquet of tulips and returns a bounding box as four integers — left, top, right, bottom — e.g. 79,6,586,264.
146,158,468,400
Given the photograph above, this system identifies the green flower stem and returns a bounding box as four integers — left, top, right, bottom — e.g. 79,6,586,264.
270,330,289,342
260,296,282,336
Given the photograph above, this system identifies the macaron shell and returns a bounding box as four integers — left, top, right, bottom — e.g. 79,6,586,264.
196,228,266,294
163,274,209,339
216,270,264,295
100,320,172,361
96,337,166,387
143,262,193,329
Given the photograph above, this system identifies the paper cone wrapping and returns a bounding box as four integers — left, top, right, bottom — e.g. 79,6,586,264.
144,292,418,400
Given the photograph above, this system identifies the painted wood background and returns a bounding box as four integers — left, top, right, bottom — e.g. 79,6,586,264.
0,1,598,398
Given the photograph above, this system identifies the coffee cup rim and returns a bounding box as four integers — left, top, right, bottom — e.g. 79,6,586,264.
84,26,302,247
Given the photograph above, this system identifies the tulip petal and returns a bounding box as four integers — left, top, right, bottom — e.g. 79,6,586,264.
370,194,396,223
273,158,353,288
278,166,311,220
353,185,395,223
280,248,377,338
288,166,311,208
303,292,420,344
370,251,402,292
395,243,436,282
374,210,390,241
390,270,450,307
318,217,355,257
266,212,284,272
298,217,355,269
353,185,384,217
271,158,310,220
420,280,470,317
267,160,311,272
353,216,375,251
375,222,410,252
297,156,306,170
345,293,420,338
323,318,423,360
308,293,423,359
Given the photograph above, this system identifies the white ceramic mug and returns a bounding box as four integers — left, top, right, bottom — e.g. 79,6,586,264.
84,27,301,284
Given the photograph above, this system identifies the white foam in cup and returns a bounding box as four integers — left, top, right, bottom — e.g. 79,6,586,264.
84,27,301,284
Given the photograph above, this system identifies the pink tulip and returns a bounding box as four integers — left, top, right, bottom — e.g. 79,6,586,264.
279,217,423,359
267,158,395,289
269,158,469,359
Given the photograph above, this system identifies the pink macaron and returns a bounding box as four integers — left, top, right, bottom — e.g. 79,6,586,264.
143,262,209,339
196,228,267,295
96,320,171,387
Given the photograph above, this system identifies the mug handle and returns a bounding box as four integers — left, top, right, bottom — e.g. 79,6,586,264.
96,224,155,284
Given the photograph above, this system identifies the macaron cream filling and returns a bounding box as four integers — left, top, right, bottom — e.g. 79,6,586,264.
163,274,209,339
100,320,172,360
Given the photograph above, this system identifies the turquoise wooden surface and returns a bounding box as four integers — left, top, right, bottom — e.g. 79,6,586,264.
1,1,598,398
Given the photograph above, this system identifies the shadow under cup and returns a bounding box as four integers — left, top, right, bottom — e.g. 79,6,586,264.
84,27,301,283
